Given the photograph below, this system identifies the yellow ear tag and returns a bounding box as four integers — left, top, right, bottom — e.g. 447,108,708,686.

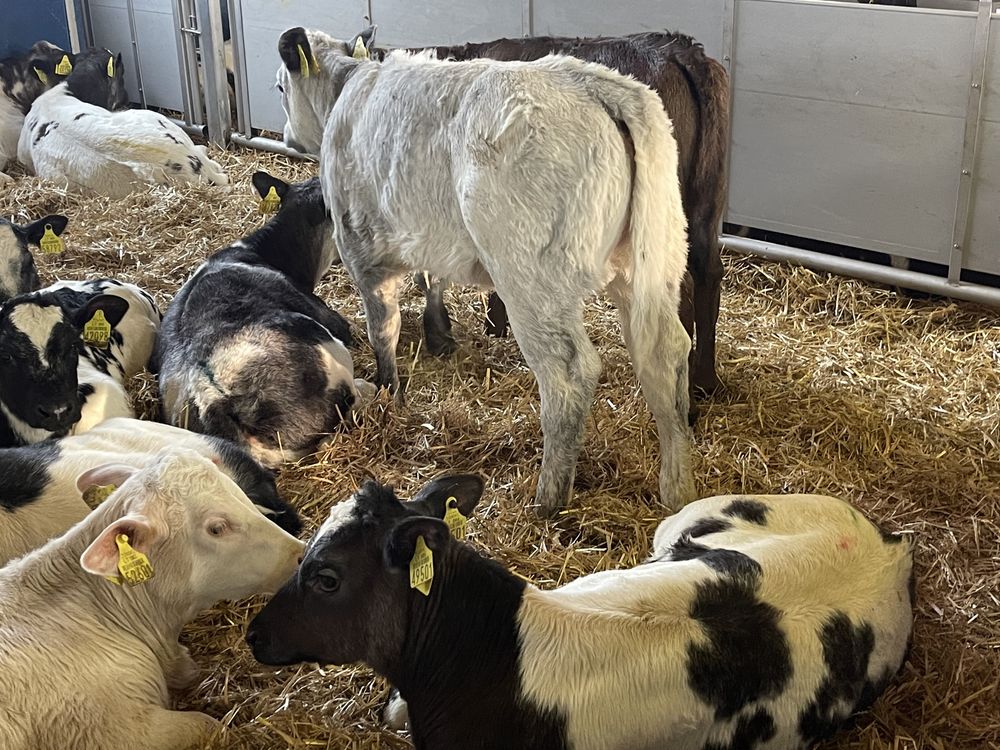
83,309,112,349
107,56,114,78
259,185,281,214
39,224,64,254
106,534,154,587
352,37,369,60
296,44,311,79
55,54,72,76
409,536,433,596
83,483,116,509
443,497,467,540
34,67,49,85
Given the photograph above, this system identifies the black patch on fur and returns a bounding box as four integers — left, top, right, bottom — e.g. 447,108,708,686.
78,382,95,400
722,498,769,525
164,132,181,144
32,120,56,145
684,517,731,538
73,112,89,121
798,612,876,744
187,155,203,174
703,708,777,750
670,538,762,578
687,575,792,719
167,161,182,173
0,441,61,511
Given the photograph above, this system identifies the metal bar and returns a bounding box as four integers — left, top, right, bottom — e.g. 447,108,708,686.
948,0,993,283
124,0,147,108
522,0,533,37
723,235,1000,308
171,0,197,126
195,0,231,145
228,0,251,136
230,132,317,161
79,0,95,50
64,0,82,52
165,115,206,139
720,0,738,226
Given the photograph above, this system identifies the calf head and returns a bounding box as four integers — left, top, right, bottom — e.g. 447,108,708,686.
0,292,128,435
2,42,74,109
251,171,337,288
0,214,68,303
275,25,376,155
66,47,127,111
247,474,483,671
77,448,305,613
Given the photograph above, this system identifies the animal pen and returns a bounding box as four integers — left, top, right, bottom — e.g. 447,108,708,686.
2,0,999,749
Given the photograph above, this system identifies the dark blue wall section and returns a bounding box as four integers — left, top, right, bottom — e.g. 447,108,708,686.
1,0,72,58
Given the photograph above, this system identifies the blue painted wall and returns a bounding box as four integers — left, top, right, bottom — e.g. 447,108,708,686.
1,0,72,58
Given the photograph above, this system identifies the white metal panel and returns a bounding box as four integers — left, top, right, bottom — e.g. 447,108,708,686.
371,0,522,48
89,0,183,111
531,0,726,59
966,14,1000,275
238,0,368,133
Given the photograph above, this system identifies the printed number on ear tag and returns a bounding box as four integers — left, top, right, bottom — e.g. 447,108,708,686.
107,534,154,587
39,224,64,254
83,310,112,349
83,484,116,509
55,55,72,76
259,186,281,214
409,536,433,596
34,67,49,85
443,497,467,540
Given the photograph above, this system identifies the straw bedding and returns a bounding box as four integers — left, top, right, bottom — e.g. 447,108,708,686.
2,146,998,750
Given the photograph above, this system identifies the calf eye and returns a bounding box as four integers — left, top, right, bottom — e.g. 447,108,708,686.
314,568,340,593
207,521,229,537
276,84,284,93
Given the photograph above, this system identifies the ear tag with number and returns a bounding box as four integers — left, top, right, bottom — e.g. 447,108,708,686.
34,67,49,85
107,56,115,78
39,224,64,254
296,44,311,78
83,309,112,349
259,185,281,214
106,534,154,587
409,536,433,596
352,37,369,60
443,497,467,540
83,483,116,509
55,55,72,76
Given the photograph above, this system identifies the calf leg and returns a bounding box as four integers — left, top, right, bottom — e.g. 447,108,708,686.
414,273,458,357
354,270,404,391
142,707,219,750
164,645,200,691
484,292,511,338
503,296,601,516
688,226,724,395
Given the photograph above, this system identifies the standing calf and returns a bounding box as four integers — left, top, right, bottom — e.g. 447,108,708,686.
0,278,161,446
0,416,302,565
277,27,693,512
0,213,68,303
156,171,370,468
0,449,305,750
248,476,914,750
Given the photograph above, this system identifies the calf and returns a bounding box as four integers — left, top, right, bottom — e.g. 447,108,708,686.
1,41,73,182
17,47,229,197
277,27,694,513
156,171,371,468
0,212,68,303
0,278,161,446
0,416,302,565
0,448,305,750
248,476,914,750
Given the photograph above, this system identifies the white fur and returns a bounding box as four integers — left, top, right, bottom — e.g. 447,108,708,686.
0,449,304,750
17,83,229,198
0,95,22,181
282,31,693,512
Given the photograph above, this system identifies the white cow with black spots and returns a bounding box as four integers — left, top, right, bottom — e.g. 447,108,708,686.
248,476,914,750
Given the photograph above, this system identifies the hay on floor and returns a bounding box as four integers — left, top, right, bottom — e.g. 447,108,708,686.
2,146,999,750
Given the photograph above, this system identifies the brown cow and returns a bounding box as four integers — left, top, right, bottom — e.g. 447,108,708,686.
393,32,730,407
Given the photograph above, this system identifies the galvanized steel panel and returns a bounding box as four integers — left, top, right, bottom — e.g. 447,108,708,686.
371,0,523,48
966,15,1000,276
89,0,183,110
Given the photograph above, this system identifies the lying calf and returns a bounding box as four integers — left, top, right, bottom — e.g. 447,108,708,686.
248,477,914,750
17,47,228,197
0,416,302,565
0,212,68,303
157,171,371,468
0,278,161,446
0,449,304,750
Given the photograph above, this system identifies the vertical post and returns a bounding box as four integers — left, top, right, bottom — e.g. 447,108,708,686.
228,0,252,137
949,0,992,284
124,0,147,109
78,0,95,51
195,0,231,146
720,0,738,228
522,0,533,38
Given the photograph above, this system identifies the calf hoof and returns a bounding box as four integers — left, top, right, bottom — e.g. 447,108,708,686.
688,401,700,428
483,317,510,338
353,379,378,406
384,689,410,730
692,371,723,397
425,331,458,357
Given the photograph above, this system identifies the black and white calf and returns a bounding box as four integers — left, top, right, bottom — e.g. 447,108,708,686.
0,278,161,446
156,171,372,468
248,477,914,750
0,213,68,303
1,41,73,182
0,416,302,565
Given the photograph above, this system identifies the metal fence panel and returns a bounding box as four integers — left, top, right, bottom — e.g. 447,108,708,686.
372,0,523,48
967,14,1000,276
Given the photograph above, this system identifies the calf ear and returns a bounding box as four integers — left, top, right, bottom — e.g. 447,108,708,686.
279,27,311,74
29,55,57,80
251,171,290,200
74,294,130,330
76,463,139,495
80,514,160,579
408,474,484,519
349,25,377,59
23,214,69,245
385,516,450,569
